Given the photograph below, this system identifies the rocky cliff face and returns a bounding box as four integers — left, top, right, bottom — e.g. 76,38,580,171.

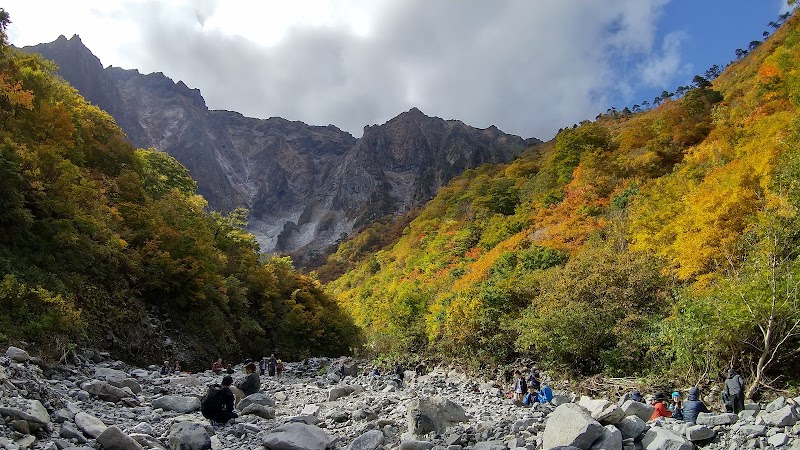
25,36,539,260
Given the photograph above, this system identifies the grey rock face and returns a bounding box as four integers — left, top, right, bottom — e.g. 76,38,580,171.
97,425,145,450
167,422,211,450
542,403,604,450
151,395,201,413
261,422,333,450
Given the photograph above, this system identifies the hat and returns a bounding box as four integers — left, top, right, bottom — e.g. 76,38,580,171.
671,391,681,398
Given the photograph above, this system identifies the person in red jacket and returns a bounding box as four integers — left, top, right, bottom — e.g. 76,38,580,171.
649,393,673,420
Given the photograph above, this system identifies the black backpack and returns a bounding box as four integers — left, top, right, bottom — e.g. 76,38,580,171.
201,385,226,417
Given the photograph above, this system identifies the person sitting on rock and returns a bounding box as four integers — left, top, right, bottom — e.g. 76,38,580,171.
512,370,527,403
225,363,234,374
536,381,554,403
523,385,538,406
160,360,171,376
229,362,260,405
172,360,182,374
669,391,684,420
201,375,238,425
527,369,541,392
683,386,711,424
649,392,673,420
211,358,223,374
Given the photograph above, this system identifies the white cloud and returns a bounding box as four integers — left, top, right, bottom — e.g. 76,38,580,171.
4,0,674,140
636,31,690,88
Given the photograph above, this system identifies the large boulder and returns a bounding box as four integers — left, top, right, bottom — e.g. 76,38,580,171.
542,403,605,450
262,422,333,450
640,427,693,450
760,405,798,427
328,385,357,402
5,346,30,362
696,412,738,426
241,404,276,419
327,357,360,378
398,441,435,450
620,400,655,422
152,395,201,413
348,430,385,450
82,380,130,402
237,392,276,411
685,425,715,441
616,416,647,440
75,412,108,438
0,399,51,431
765,397,787,413
168,422,211,450
94,367,128,386
97,425,145,450
590,425,623,450
578,397,626,425
406,396,468,436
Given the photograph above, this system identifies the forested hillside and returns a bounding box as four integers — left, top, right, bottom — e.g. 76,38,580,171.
0,12,359,368
326,11,800,396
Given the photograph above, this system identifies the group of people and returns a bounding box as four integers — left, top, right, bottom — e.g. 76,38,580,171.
159,360,182,376
201,361,263,424
258,354,284,377
512,368,553,406
643,368,746,424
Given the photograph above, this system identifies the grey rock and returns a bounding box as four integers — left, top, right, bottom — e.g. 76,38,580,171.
302,404,321,417
616,416,647,441
131,433,168,450
261,422,333,450
60,421,88,443
473,441,506,450
737,425,766,437
738,410,759,421
54,408,74,423
766,397,788,413
767,433,788,447
75,411,108,438
399,441,435,450
579,397,626,425
10,419,30,434
82,380,129,402
241,403,276,419
0,399,51,430
542,403,605,450
5,346,30,362
348,430,385,450
685,425,715,441
94,368,128,385
697,413,739,426
15,435,36,449
552,395,572,406
237,392,276,411
167,422,211,450
152,395,201,413
407,396,468,436
620,401,655,422
129,422,154,435
329,410,350,423
97,426,145,450
761,405,797,427
119,378,143,394
328,385,357,402
590,425,623,450
640,428,692,450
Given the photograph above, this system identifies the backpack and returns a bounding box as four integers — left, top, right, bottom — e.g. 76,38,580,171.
201,385,226,417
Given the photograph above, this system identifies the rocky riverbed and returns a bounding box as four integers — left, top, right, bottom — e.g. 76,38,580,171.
0,346,798,450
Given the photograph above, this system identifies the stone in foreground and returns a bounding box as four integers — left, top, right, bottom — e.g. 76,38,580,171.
543,403,605,450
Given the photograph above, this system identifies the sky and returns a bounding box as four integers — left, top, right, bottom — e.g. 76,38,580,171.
3,0,793,141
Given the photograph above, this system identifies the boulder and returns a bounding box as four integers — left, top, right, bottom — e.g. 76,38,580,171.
761,405,798,427
119,378,143,394
640,428,692,450
590,425,623,450
398,441,435,450
542,403,605,450
262,422,333,450
737,425,766,437
241,403,275,419
152,395,201,413
97,426,145,450
578,397,626,425
328,385,357,402
237,392,276,411
473,441,507,450
131,433,168,450
75,412,108,438
95,367,128,385
696,412,738,426
60,421,88,442
766,397,787,413
0,399,51,430
616,416,647,441
768,433,789,447
82,380,130,402
620,400,655,422
327,357,360,377
5,346,30,362
685,425,715,441
167,422,211,450
407,396,468,436
348,430,385,450
302,404,321,417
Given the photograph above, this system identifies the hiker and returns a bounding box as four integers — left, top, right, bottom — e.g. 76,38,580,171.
723,368,745,413
523,385,538,406
513,370,527,403
683,386,711,424
669,391,684,420
415,362,426,376
224,364,234,374
160,360,171,376
201,375,238,425
229,362,260,405
259,357,268,376
537,382,554,403
649,393,672,420
394,362,405,387
277,360,284,378
630,389,644,402
268,354,278,377
172,361,182,374
527,369,541,392
211,358,223,374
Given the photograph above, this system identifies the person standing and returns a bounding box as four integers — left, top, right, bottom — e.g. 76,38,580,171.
268,354,278,377
513,370,527,403
724,368,745,414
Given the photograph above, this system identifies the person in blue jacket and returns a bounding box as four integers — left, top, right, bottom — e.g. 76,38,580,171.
682,386,710,424
537,382,554,403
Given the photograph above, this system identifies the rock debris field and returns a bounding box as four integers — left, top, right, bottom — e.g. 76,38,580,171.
1,346,799,450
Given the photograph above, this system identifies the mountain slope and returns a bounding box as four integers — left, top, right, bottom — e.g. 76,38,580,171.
327,12,800,391
23,36,538,261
